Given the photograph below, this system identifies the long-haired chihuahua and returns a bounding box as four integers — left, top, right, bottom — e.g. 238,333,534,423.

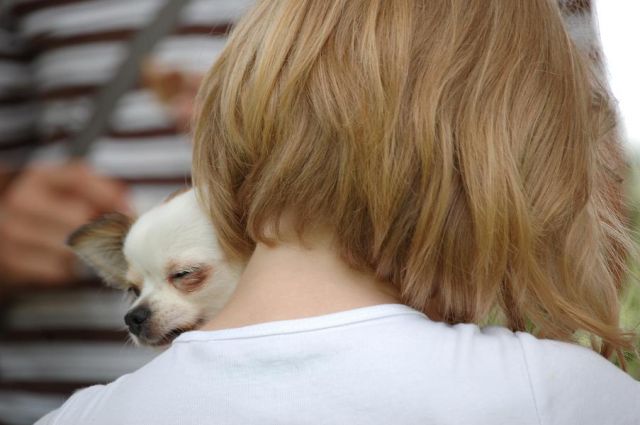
68,189,239,346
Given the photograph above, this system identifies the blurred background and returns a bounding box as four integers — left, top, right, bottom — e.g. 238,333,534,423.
0,1,637,424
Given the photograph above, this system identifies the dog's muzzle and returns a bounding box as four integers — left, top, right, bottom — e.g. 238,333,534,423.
124,306,151,336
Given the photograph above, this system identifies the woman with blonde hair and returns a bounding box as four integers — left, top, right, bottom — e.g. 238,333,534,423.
37,0,639,424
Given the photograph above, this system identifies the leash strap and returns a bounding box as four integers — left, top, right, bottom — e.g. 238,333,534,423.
69,0,192,157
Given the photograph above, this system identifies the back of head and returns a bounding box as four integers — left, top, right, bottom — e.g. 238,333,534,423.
194,0,635,359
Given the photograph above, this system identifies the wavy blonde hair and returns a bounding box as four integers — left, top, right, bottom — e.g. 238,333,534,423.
194,0,637,360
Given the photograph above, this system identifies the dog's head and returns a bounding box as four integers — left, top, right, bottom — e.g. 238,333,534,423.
68,189,238,346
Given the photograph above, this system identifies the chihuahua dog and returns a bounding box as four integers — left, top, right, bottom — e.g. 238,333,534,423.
68,189,239,346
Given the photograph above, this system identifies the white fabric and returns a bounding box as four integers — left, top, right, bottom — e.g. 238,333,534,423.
35,304,639,425
20,0,253,39
40,90,174,136
28,136,192,179
33,42,125,90
151,35,228,73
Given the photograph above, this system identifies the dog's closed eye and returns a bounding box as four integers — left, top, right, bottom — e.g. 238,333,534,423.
168,265,211,293
171,270,193,279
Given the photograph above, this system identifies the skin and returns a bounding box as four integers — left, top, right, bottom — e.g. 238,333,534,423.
203,225,400,331
0,162,131,290
142,62,203,132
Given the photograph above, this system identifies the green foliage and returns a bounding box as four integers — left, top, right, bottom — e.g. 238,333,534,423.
621,153,640,379
621,271,640,379
482,152,640,379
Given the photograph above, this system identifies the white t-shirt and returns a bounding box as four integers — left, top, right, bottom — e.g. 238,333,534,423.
35,304,639,425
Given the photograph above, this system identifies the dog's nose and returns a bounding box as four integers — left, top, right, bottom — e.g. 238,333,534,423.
124,306,151,336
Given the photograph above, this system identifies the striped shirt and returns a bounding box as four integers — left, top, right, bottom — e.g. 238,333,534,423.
0,1,252,424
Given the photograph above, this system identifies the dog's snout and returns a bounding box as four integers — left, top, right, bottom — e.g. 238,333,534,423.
125,306,151,335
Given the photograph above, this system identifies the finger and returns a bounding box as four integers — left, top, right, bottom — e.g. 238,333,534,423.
5,191,95,233
0,245,76,286
173,95,196,131
0,218,76,260
28,162,91,192
184,73,203,91
33,162,132,214
66,171,132,214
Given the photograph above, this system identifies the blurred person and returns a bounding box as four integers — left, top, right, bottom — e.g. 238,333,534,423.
36,0,639,424
0,162,129,286
0,1,252,424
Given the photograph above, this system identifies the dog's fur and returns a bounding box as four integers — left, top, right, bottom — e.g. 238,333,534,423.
68,189,239,346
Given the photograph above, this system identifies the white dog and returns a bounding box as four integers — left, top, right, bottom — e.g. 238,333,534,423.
68,189,239,346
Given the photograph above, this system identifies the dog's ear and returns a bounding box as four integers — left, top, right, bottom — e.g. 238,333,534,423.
67,212,134,288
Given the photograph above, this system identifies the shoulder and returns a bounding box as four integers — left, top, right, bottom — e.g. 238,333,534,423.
34,385,109,425
393,317,639,424
34,347,179,424
516,332,640,425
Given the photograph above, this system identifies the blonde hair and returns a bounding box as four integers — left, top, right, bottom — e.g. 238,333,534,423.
194,0,637,359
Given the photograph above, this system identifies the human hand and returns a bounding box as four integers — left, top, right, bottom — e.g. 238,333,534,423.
142,61,203,131
0,162,131,288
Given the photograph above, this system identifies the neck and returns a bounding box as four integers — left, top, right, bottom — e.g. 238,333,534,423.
203,235,400,331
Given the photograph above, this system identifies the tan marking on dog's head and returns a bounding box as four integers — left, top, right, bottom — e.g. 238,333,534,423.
125,269,143,296
162,187,190,204
126,269,143,287
67,212,135,288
